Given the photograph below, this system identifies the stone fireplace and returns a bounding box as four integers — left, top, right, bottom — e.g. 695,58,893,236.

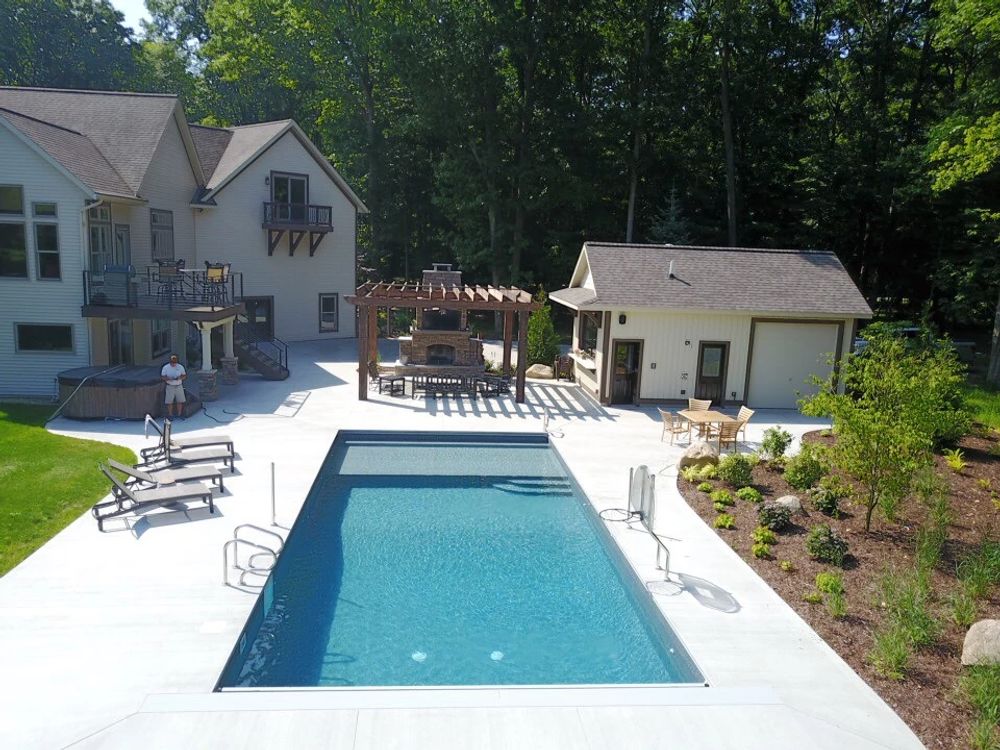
396,264,484,369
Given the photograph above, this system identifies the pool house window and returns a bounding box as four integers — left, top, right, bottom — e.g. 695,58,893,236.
33,203,59,280
319,293,339,332
150,209,174,261
151,318,171,357
579,311,600,357
88,206,113,271
15,323,73,352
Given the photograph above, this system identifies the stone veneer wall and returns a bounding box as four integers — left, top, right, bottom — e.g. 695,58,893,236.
400,330,484,366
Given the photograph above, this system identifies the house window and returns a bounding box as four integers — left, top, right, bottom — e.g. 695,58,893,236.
151,318,171,357
0,186,24,215
319,293,338,332
150,209,174,261
580,311,600,356
34,223,59,280
88,206,113,271
33,202,56,217
0,222,28,277
15,323,73,352
272,173,308,223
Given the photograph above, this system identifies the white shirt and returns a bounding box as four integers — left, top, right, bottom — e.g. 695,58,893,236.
161,362,186,386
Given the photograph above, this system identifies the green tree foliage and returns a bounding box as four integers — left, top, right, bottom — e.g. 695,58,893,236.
526,290,560,367
803,326,969,531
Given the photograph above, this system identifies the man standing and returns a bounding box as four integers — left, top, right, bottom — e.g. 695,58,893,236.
161,354,187,418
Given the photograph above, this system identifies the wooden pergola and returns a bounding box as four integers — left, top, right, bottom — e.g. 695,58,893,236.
346,281,541,403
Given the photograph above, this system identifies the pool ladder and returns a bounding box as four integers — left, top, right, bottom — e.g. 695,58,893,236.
223,524,284,588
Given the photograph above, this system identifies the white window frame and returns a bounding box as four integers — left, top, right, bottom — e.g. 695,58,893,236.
150,209,174,261
0,185,24,216
0,220,28,278
319,293,339,332
14,322,74,353
88,205,113,271
33,205,60,280
151,318,172,357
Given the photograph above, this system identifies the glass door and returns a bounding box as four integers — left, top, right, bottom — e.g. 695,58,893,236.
611,340,642,404
696,342,728,404
108,319,134,365
113,225,131,266
271,174,308,223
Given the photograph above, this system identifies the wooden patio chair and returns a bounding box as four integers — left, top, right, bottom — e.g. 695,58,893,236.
658,408,689,444
717,420,744,453
687,398,713,438
736,406,755,442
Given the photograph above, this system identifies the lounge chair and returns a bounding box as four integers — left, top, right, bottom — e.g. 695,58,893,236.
92,464,214,531
107,457,224,493
367,361,405,396
161,419,236,473
658,408,689,444
141,415,234,460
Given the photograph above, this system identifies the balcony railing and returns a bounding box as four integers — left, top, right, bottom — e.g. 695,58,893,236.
262,202,333,228
83,265,244,313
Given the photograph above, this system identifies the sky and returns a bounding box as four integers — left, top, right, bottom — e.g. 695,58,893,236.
111,0,151,33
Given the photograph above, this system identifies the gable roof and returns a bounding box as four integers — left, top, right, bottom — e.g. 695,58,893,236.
0,87,190,195
0,109,131,198
550,242,873,318
195,120,369,213
188,124,234,183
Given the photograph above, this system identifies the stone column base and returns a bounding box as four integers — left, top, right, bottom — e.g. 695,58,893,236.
220,357,240,385
198,369,219,401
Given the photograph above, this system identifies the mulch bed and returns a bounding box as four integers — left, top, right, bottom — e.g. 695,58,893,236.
678,429,1000,750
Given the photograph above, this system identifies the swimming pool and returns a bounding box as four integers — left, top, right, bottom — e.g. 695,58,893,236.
217,431,703,688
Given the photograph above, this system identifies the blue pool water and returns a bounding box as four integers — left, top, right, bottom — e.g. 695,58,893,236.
217,432,702,688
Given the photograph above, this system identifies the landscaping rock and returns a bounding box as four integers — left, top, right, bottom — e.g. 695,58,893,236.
679,441,719,470
774,494,803,514
525,364,554,379
961,620,1000,666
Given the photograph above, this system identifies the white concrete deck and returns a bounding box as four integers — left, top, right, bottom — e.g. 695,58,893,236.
0,340,924,749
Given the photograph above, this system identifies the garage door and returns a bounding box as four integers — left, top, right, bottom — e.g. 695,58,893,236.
747,322,841,409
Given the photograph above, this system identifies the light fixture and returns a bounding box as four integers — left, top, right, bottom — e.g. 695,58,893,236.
618,313,627,325
684,339,691,346
264,176,270,186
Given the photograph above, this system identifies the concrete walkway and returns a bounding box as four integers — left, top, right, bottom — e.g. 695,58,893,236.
0,339,924,749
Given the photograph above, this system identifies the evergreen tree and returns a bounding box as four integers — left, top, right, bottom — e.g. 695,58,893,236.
526,289,560,367
647,187,693,245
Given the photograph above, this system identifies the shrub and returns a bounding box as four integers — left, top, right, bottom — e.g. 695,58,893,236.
816,571,844,595
525,290,560,366
784,444,827,490
717,453,755,487
805,524,848,566
697,481,713,493
809,476,849,517
752,542,772,559
713,501,730,513
735,486,763,504
757,502,792,532
680,466,701,483
752,526,777,545
779,560,795,572
697,464,719,480
943,447,967,473
714,513,735,529
760,426,793,461
802,591,823,604
710,489,734,506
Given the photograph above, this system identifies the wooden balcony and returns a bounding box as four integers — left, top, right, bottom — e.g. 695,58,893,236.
81,266,245,322
262,202,333,256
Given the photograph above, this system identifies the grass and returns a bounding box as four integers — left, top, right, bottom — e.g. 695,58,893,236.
963,384,1000,430
0,403,135,575
960,666,1000,750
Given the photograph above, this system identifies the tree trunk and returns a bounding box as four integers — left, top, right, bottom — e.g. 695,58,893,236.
988,286,1000,386
719,40,738,246
625,128,640,243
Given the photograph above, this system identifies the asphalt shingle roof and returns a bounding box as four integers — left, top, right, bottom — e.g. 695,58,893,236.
203,121,290,191
0,108,132,197
550,242,873,318
0,87,179,194
188,124,233,184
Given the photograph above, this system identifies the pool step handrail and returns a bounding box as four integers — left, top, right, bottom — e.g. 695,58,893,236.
629,465,671,580
223,524,285,588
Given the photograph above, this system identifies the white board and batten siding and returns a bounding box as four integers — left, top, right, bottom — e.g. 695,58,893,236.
603,309,854,407
0,124,91,397
195,131,358,343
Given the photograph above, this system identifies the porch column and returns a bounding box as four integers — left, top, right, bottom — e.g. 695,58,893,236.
515,310,528,403
197,322,219,401
223,319,235,358
200,325,213,373
358,304,368,401
220,318,239,385
502,310,514,377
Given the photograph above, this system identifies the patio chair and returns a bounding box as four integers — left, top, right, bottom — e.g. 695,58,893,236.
687,398,713,438
368,361,405,396
736,406,755,442
141,415,234,460
155,260,184,305
202,262,231,307
658,408,689,444
92,464,214,531
107,457,224,493
553,355,573,382
161,419,236,472
717,420,744,453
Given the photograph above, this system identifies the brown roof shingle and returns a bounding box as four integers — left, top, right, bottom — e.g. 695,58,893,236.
550,243,872,318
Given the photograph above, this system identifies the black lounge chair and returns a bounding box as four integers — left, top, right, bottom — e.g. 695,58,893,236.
161,419,236,473
107,457,224,493
93,464,214,531
367,361,405,396
140,415,234,460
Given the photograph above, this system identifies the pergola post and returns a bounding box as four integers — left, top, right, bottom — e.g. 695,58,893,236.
357,304,368,401
516,310,528,403
502,311,514,377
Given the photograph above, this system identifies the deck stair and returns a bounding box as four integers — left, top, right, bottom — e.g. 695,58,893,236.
234,315,290,380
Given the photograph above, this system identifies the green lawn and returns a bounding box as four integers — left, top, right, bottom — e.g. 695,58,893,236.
0,403,135,575
964,385,1000,430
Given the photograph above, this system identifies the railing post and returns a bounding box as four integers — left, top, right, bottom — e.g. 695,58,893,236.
270,462,277,527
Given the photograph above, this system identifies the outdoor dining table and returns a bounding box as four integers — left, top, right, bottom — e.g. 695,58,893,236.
678,409,737,441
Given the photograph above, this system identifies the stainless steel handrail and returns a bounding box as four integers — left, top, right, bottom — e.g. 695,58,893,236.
222,524,285,587
233,523,285,554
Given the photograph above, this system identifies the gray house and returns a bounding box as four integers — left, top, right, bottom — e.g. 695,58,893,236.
550,243,873,408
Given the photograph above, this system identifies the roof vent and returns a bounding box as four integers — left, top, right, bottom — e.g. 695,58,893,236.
668,260,675,279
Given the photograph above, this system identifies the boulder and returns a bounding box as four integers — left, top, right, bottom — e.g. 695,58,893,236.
679,441,719,470
525,364,554,379
774,495,803,514
962,620,1000,666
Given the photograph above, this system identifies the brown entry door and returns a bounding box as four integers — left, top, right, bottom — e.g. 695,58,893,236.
611,341,642,404
243,297,274,339
696,342,728,404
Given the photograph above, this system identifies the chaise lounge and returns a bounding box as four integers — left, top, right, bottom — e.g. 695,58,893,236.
140,415,235,461
158,419,236,473
92,464,214,531
107,457,224,493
